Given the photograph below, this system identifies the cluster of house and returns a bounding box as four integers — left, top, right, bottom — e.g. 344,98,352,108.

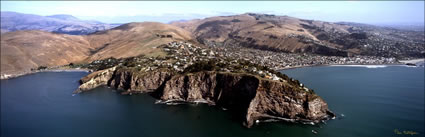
210,44,399,70
162,41,286,82
145,41,400,82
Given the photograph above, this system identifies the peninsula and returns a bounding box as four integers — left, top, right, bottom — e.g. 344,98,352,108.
74,41,336,127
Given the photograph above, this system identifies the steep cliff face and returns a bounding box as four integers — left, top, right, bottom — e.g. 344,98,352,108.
158,71,332,127
74,67,116,93
74,68,174,94
76,68,334,128
245,80,331,127
109,68,174,94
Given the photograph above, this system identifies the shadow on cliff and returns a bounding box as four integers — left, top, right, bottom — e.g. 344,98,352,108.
148,73,260,126
213,74,259,125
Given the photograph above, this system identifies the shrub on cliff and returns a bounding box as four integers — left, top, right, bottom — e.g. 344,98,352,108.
37,66,47,70
88,57,119,70
183,60,219,73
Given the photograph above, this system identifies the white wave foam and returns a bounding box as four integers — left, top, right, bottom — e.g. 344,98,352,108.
405,65,417,68
330,65,387,68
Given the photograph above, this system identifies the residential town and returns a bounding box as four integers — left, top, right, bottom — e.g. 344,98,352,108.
75,41,402,78
209,43,399,70
163,41,399,71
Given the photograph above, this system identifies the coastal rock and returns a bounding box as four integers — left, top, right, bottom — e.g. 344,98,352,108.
76,68,334,127
74,67,116,94
246,80,332,127
160,71,333,127
109,68,174,94
74,67,174,94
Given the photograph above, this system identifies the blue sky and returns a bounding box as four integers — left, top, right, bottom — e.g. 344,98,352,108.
1,1,424,24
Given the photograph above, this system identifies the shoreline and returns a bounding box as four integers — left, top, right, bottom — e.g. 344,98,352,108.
1,68,91,80
277,64,327,71
2,59,421,80
277,58,425,71
277,62,410,71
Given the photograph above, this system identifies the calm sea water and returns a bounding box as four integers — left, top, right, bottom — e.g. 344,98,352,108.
1,66,424,137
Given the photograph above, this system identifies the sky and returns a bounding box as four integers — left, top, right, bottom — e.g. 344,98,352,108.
1,1,424,24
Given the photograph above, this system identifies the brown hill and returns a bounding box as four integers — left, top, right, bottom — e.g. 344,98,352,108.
1,31,92,75
171,13,349,56
85,22,193,61
172,13,424,57
1,22,194,76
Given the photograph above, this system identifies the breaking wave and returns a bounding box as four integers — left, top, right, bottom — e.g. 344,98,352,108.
330,65,388,68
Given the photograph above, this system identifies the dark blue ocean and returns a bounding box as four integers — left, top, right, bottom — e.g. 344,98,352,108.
1,65,424,137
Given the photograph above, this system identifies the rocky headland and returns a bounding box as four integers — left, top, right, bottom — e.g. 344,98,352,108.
74,41,335,128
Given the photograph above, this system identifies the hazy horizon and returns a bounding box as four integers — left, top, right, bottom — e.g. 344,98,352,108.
1,1,424,25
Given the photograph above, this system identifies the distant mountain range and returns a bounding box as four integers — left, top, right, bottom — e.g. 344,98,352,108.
1,11,120,35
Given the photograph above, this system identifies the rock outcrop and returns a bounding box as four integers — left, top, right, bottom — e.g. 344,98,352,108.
74,67,116,93
109,68,174,94
75,68,335,128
